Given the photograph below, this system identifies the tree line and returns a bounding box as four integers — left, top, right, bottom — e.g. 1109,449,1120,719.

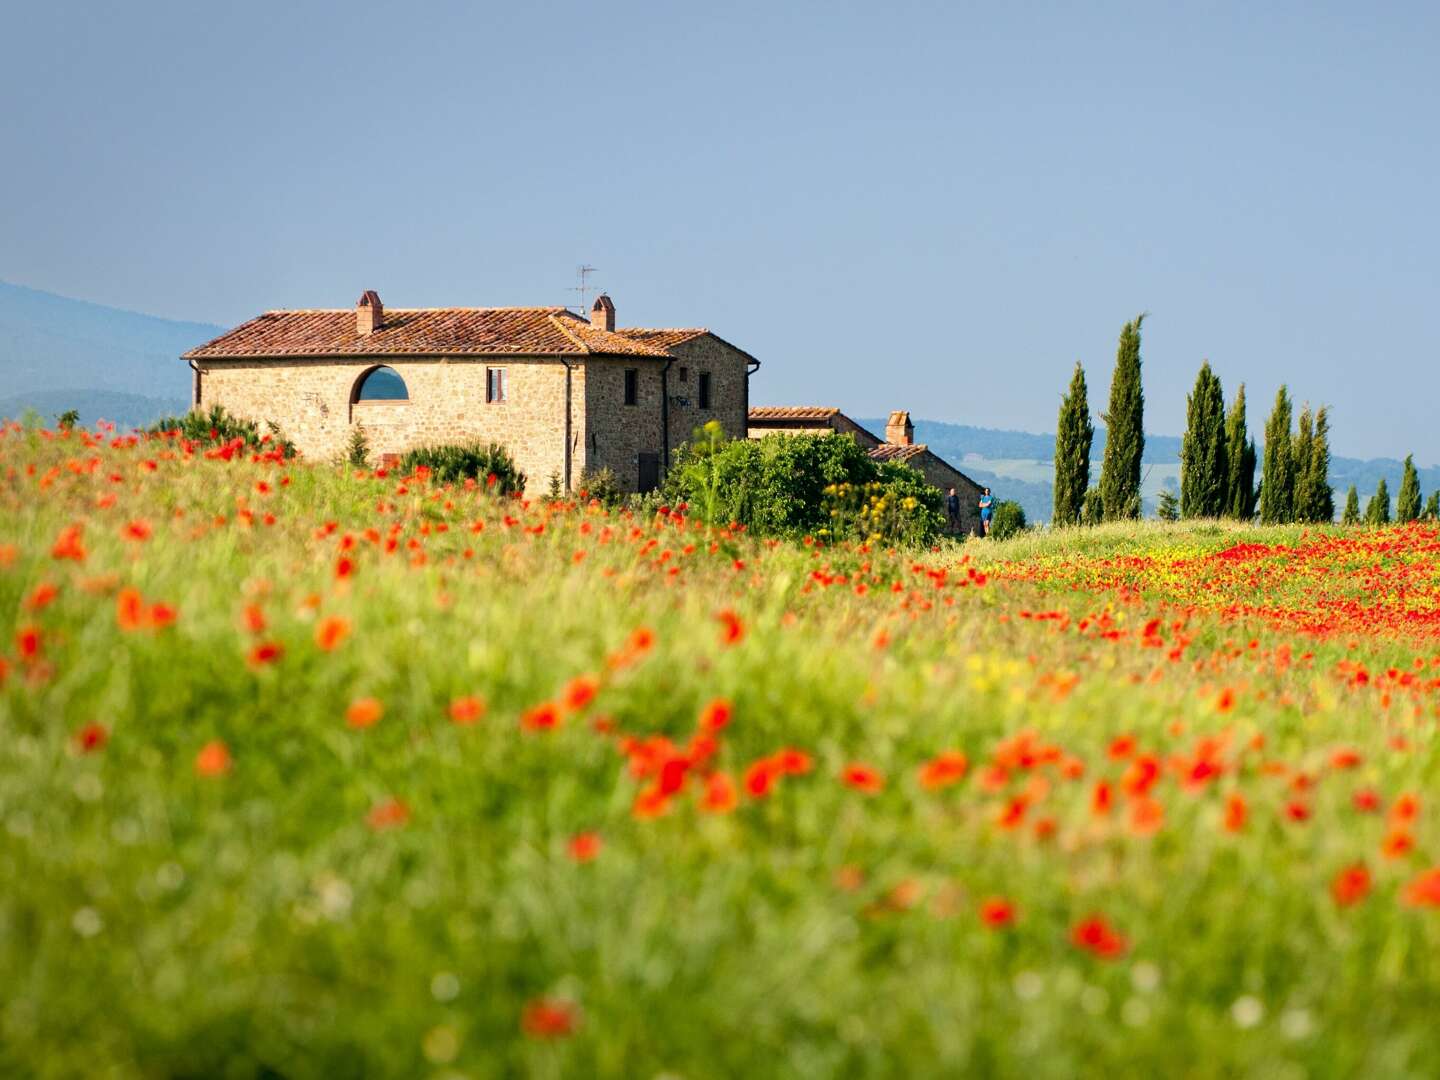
1052,318,1437,526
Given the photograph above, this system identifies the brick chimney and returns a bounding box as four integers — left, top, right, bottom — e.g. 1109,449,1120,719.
356,290,383,336
590,293,615,332
885,410,914,446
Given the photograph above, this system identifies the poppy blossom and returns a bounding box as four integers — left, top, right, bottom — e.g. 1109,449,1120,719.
774,747,812,776
195,740,231,777
1402,868,1440,908
74,722,108,753
918,750,968,790
567,832,602,862
521,998,578,1039
248,641,284,668
1223,792,1248,833
717,608,745,646
449,695,486,725
314,615,350,652
979,897,1017,928
841,763,885,795
346,697,384,729
521,701,562,731
698,697,733,733
117,587,148,631
744,758,780,799
367,798,410,830
700,771,738,813
23,582,59,612
562,674,599,712
1071,914,1128,958
1332,864,1371,907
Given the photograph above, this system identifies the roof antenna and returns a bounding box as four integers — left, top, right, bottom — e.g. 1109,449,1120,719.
569,265,598,315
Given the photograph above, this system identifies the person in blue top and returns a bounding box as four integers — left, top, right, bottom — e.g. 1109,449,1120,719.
978,487,994,536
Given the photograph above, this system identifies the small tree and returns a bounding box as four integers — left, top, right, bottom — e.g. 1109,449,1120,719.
1223,384,1257,519
345,424,370,469
1156,489,1180,521
1341,485,1360,525
1259,387,1293,525
56,409,80,432
1180,361,1228,518
1098,314,1146,521
1052,362,1093,527
989,500,1027,540
1396,454,1422,523
1365,478,1391,526
1423,491,1440,521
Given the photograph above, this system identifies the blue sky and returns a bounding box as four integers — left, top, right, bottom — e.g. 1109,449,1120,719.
3,1,1436,461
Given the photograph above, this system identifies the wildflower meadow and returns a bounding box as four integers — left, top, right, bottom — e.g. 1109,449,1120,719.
4,420,1440,1078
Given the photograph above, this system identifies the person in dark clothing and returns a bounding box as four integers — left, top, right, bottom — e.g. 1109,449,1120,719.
946,487,961,530
978,488,995,536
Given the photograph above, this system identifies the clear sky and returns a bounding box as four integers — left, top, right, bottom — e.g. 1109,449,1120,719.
3,1,1436,462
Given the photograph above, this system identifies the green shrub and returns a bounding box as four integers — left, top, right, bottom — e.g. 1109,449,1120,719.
578,466,625,509
989,499,1028,540
396,441,525,494
149,404,296,458
344,424,371,469
664,427,943,545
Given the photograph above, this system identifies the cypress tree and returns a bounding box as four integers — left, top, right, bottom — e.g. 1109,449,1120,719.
1291,406,1314,522
1341,485,1360,525
1098,314,1146,520
1423,491,1440,521
1052,362,1093,527
1310,406,1334,522
1365,478,1391,525
1156,489,1180,521
1180,362,1228,518
1259,387,1293,525
1224,384,1257,519
1396,454,1422,523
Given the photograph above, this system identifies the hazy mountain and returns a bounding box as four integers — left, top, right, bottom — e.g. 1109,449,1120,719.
0,280,217,426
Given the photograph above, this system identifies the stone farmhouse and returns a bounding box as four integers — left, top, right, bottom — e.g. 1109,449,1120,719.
183,291,758,494
747,406,986,535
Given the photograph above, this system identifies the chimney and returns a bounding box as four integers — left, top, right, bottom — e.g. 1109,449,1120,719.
356,290,383,336
590,293,615,332
885,410,914,446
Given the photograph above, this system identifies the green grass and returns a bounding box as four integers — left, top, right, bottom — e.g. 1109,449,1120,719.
3,427,1440,1078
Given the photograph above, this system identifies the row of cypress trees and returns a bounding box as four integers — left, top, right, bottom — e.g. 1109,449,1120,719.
1338,457,1440,525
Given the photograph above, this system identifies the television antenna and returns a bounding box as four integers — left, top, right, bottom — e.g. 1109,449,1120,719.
569,265,599,315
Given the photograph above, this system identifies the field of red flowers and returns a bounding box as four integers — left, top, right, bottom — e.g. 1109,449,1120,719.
4,420,1440,1078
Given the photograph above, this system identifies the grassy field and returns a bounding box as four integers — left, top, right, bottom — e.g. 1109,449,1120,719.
3,422,1440,1078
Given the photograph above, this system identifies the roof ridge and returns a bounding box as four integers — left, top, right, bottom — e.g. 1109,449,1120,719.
259,306,573,315
546,313,593,354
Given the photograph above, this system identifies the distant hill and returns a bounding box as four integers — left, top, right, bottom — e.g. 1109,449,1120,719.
0,280,218,427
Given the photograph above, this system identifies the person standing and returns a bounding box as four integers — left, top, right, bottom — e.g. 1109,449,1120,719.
946,486,961,531
978,487,994,536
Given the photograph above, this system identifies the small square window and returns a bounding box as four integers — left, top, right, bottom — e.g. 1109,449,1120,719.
624,368,638,406
698,371,712,410
679,366,689,383
487,367,507,403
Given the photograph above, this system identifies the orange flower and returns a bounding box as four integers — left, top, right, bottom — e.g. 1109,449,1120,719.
698,697,733,733
918,750,968,791
367,797,410,830
1331,864,1372,907
632,784,671,819
979,897,1017,928
195,739,231,777
521,998,578,1039
346,697,384,729
449,695,486,725
1382,829,1415,859
774,747,812,776
521,701,561,732
1390,792,1421,825
242,604,267,634
1128,795,1165,836
1091,780,1114,817
568,832,602,862
840,762,885,795
122,519,152,542
717,608,745,646
1329,747,1362,770
23,582,59,612
1214,687,1237,713
314,615,350,652
116,587,148,631
1223,792,1248,833
1108,734,1136,760
51,522,87,562
700,771,738,813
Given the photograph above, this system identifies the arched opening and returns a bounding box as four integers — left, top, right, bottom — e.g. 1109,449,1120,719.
352,365,409,403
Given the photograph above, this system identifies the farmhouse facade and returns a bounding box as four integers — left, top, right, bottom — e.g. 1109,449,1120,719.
747,406,986,535
183,291,759,494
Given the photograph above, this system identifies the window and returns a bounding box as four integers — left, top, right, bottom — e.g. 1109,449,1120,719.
353,365,408,402
487,367,507,403
679,366,689,383
624,368,638,406
698,371,712,410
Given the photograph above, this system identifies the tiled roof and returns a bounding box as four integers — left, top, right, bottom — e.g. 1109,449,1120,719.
184,308,673,360
868,443,928,463
748,406,841,421
614,328,709,351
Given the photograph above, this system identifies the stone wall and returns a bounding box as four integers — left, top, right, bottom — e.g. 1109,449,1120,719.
909,449,985,536
197,356,582,495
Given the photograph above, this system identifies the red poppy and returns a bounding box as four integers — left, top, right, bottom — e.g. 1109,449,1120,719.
449,695,486,725
1402,868,1440,908
562,675,599,712
195,740,231,777
918,750,968,790
1071,914,1128,958
698,697,733,733
367,798,410,830
568,832,602,862
346,697,384,729
314,615,350,652
774,748,812,776
117,587,148,632
979,897,1017,928
1223,792,1248,833
521,701,562,732
841,763,885,795
1332,864,1371,907
521,998,578,1039
51,522,87,562
248,641,284,668
701,771,738,814
717,608,745,646
744,758,780,799
1382,829,1415,859
74,722,108,753
23,582,59,612
1353,788,1382,813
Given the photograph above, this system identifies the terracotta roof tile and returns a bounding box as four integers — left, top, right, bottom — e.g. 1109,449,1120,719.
185,308,672,360
614,328,709,350
868,443,928,463
748,406,841,421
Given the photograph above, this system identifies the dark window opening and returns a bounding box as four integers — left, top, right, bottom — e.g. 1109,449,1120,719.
624,368,638,406
698,371,712,410
679,366,689,382
487,367,507,403
638,452,660,493
354,365,409,402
